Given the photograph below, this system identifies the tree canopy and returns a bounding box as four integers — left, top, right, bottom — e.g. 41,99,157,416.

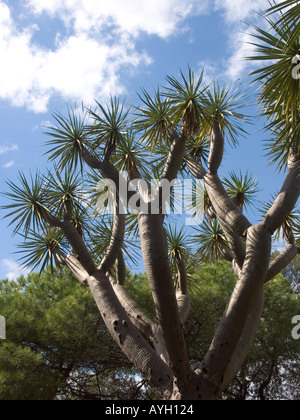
0,261,299,400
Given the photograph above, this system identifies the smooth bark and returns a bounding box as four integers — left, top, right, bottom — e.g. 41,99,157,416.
204,174,252,237
87,271,173,388
99,211,125,273
264,155,300,234
185,156,207,179
138,213,192,390
201,224,271,398
56,251,89,286
111,280,154,338
208,122,225,174
221,289,264,390
60,221,97,274
38,108,300,400
174,251,188,295
266,244,299,283
116,250,126,286
162,130,187,182
221,222,246,269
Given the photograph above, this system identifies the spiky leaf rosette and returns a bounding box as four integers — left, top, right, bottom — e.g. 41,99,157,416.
264,0,300,48
201,82,249,148
88,96,130,160
134,87,173,151
192,220,228,263
165,67,206,136
249,17,300,169
223,171,259,211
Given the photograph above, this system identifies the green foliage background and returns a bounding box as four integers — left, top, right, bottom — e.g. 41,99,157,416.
0,260,299,400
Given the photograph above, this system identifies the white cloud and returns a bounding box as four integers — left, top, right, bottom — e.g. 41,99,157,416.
0,0,210,113
26,0,209,38
0,0,283,111
224,31,257,80
0,144,19,155
3,160,15,169
214,0,268,23
1,259,30,281
213,0,281,80
0,1,153,112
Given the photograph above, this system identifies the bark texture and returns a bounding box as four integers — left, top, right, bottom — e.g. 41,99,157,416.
87,271,173,389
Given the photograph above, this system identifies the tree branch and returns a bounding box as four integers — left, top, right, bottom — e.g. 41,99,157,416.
56,250,89,286
201,224,271,396
81,146,138,207
263,154,300,234
265,244,299,283
116,250,126,286
60,220,97,274
63,199,73,222
218,242,234,263
174,251,188,295
220,289,264,391
138,213,192,387
221,222,246,268
174,251,191,325
204,173,252,237
109,276,154,338
176,293,191,326
185,156,207,180
208,122,225,175
88,270,173,389
161,129,187,182
99,210,126,273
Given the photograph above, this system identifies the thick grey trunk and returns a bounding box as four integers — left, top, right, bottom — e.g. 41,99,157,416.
201,224,271,397
138,213,192,388
111,280,154,338
221,289,264,390
87,271,173,389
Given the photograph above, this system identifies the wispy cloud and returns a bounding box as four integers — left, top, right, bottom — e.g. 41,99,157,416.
0,144,19,155
3,160,15,169
26,0,209,38
213,0,281,80
1,259,30,281
214,0,268,23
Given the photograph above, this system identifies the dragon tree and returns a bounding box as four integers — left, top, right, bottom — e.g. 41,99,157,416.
2,1,300,400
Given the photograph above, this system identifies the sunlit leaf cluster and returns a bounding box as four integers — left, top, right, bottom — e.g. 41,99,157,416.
250,2,300,169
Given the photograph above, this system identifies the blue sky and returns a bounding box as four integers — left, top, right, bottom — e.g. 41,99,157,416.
0,0,285,279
